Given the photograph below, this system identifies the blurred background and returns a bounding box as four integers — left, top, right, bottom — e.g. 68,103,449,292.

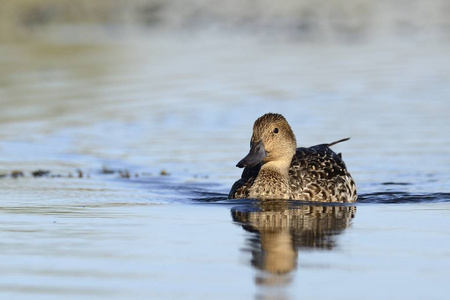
0,0,449,191
1,2,450,300
1,0,450,41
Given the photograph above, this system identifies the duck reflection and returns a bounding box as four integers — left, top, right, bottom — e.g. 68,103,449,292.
231,200,356,279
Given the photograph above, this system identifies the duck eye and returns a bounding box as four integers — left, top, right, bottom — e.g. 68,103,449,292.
273,128,279,134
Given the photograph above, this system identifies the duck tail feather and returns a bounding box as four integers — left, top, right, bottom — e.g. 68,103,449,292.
327,137,351,147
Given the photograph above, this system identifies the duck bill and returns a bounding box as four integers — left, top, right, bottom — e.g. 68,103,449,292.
236,140,267,168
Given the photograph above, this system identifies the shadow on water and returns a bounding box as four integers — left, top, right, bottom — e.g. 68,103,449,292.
230,201,356,285
190,184,450,285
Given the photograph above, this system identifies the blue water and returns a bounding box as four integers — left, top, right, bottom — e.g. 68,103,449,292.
1,22,450,300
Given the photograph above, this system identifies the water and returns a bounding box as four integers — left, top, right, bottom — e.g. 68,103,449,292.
1,15,450,300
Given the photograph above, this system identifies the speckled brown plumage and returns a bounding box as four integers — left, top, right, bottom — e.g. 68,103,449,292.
287,143,357,202
229,113,357,202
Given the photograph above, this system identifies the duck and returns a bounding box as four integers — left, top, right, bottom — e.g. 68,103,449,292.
228,113,357,202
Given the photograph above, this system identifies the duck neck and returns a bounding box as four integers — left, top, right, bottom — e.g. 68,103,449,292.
248,160,292,200
260,160,291,179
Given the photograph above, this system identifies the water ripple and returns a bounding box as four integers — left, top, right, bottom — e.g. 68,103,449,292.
357,192,450,204
191,187,450,205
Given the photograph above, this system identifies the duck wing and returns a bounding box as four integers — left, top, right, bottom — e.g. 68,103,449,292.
289,139,357,202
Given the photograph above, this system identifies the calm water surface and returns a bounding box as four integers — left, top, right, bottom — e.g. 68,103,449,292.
0,29,450,299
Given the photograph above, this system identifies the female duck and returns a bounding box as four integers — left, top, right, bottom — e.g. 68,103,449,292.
229,113,357,202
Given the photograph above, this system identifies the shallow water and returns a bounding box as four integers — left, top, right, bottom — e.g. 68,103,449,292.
1,22,450,300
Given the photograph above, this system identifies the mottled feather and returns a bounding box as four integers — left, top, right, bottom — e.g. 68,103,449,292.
229,142,357,202
228,113,357,202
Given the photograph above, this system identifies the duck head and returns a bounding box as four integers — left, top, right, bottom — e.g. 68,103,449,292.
237,113,297,169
